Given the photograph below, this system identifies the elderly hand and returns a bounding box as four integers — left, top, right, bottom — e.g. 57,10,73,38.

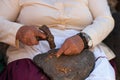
16,25,46,46
56,35,85,57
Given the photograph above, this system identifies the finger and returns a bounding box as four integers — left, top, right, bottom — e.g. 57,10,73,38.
26,37,39,46
56,48,64,58
36,30,47,39
56,43,68,58
64,47,72,55
30,37,39,45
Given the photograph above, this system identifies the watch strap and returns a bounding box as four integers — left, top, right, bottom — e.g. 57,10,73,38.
77,32,89,49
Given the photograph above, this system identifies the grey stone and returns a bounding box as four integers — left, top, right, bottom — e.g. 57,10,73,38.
33,49,95,80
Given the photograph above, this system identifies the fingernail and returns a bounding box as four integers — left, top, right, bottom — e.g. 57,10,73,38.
56,54,60,58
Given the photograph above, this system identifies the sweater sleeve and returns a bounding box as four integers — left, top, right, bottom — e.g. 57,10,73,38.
0,0,23,47
82,0,114,47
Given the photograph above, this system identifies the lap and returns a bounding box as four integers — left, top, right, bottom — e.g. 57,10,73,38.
86,46,115,80
0,59,49,80
0,47,115,80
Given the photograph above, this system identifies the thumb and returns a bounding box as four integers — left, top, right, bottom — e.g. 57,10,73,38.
36,30,47,40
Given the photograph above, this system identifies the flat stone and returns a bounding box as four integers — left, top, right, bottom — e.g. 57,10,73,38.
33,49,95,80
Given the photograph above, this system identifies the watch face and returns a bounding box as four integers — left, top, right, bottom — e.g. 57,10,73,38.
88,40,93,48
83,33,93,48
78,32,93,48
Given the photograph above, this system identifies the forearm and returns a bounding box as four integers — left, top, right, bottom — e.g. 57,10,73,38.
0,0,22,47
82,16,114,47
82,0,114,47
0,17,23,47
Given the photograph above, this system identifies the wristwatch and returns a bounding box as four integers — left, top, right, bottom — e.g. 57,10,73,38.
77,32,93,49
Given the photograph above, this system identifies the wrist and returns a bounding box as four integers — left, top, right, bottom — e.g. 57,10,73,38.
77,32,93,49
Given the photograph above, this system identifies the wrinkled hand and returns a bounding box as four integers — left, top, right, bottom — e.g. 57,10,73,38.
16,25,46,46
56,35,85,57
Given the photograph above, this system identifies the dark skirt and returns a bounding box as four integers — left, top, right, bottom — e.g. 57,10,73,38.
0,59,49,80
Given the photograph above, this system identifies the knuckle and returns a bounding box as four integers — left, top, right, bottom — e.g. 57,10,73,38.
66,38,71,42
34,41,39,45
